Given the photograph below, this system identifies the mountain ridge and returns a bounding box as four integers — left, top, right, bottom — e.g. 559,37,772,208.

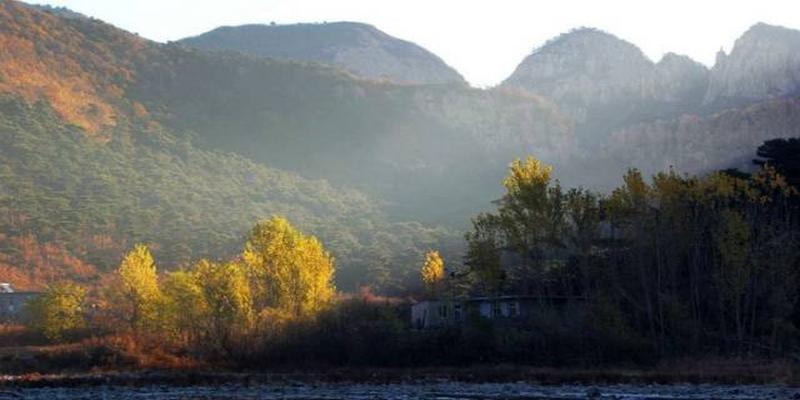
178,22,466,85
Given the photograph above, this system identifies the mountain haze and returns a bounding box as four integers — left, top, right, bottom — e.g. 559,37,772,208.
501,24,800,188
705,23,800,105
2,0,800,294
502,28,710,143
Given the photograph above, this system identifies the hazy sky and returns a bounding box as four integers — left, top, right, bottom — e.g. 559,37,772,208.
26,0,800,87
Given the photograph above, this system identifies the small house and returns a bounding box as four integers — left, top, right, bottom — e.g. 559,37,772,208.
0,283,40,322
411,295,581,329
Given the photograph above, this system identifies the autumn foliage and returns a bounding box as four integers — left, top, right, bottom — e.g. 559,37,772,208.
0,1,150,136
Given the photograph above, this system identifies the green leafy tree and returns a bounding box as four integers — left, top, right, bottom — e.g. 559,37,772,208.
466,156,569,295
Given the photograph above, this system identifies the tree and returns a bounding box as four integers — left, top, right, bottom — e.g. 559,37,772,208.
754,138,800,189
242,216,335,318
161,269,207,345
194,259,253,353
466,156,568,295
420,250,445,296
26,282,86,342
465,224,504,295
714,209,752,344
115,244,162,332
564,188,601,297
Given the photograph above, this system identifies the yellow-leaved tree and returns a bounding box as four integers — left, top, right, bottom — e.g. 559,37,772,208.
194,259,254,352
161,269,207,345
26,282,86,342
115,244,162,332
420,250,445,296
242,216,335,318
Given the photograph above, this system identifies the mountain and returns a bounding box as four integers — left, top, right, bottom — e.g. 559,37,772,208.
501,24,800,190
0,0,466,292
705,23,800,105
502,28,657,109
0,0,574,293
132,47,570,222
3,0,800,294
501,28,710,145
595,98,800,184
178,22,466,85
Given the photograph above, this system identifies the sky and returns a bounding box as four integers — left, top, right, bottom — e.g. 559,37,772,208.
26,0,800,87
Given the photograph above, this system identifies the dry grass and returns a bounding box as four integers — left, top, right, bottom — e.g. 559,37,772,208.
0,328,204,375
1,324,795,385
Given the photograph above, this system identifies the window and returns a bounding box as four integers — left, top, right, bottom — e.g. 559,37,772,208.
492,302,501,318
508,302,518,317
438,304,448,318
454,304,462,321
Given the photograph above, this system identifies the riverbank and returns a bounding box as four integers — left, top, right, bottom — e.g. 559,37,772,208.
1,380,798,400
1,360,797,389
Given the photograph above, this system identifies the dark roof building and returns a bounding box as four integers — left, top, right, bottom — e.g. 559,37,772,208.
0,283,40,322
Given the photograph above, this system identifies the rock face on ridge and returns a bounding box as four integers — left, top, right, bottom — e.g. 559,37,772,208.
704,23,800,105
179,22,466,85
501,28,710,140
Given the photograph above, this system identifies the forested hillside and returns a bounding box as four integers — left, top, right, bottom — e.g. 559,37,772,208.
2,0,800,297
131,47,571,222
0,1,464,292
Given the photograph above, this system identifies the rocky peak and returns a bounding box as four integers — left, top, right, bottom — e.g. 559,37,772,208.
704,23,800,104
501,28,709,126
178,22,466,85
653,53,709,103
501,28,653,103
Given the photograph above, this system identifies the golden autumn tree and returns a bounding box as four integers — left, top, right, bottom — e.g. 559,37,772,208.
115,244,162,332
193,259,254,352
161,269,208,345
242,216,335,318
420,250,445,295
26,281,86,342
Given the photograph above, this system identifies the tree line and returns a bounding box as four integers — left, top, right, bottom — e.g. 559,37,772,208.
27,216,335,359
455,143,799,359
22,139,800,367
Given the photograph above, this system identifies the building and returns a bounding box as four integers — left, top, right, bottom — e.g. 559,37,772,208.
0,283,40,322
411,295,581,329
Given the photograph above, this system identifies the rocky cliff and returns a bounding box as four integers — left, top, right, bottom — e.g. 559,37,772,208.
705,23,800,105
501,28,710,144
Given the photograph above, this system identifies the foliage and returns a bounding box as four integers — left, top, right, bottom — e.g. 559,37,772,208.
754,137,800,189
26,281,87,342
242,216,335,317
160,269,207,344
420,250,445,295
466,155,800,356
0,96,459,292
193,259,254,354
114,244,162,332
